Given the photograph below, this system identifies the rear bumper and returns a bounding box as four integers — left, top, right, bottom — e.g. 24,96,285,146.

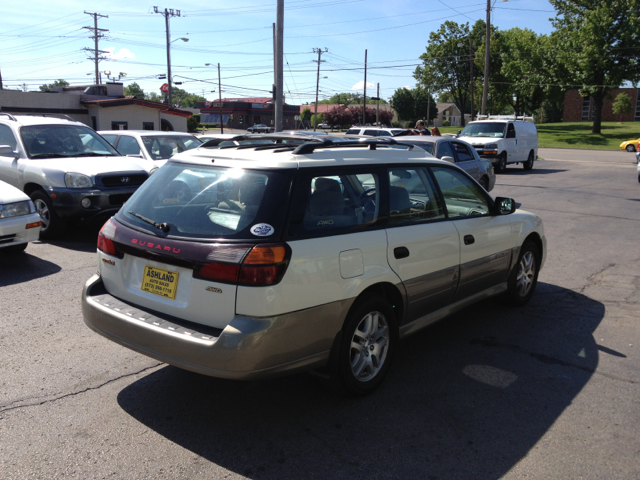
82,274,350,379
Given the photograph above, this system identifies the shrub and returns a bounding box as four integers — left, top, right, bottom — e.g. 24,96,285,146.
187,114,200,132
443,120,451,127
391,120,400,128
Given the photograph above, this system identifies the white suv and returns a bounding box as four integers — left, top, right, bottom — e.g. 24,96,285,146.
82,137,546,395
0,114,149,237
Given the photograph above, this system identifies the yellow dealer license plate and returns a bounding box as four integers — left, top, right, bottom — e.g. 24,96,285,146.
141,265,179,300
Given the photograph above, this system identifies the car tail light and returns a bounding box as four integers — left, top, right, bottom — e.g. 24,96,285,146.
195,244,291,286
97,218,119,257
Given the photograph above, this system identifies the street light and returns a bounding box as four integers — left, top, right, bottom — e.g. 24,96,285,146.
482,0,508,115
166,37,188,107
205,63,224,133
104,71,127,82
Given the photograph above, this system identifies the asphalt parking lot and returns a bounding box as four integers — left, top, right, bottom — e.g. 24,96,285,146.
1,148,639,479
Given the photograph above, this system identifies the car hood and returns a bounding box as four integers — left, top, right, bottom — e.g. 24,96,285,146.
36,156,147,176
0,180,30,204
457,136,497,146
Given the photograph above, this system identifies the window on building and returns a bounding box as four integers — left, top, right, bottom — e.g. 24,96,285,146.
143,122,154,131
112,121,128,130
582,97,591,121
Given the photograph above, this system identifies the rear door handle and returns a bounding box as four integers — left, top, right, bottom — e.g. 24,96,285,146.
464,235,475,245
394,247,410,259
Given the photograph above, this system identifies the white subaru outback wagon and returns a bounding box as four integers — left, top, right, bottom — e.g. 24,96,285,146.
82,137,546,395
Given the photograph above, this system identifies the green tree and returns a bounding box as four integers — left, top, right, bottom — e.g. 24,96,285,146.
146,92,163,103
301,107,312,122
414,20,486,126
612,92,633,123
390,88,415,122
549,0,640,134
171,87,206,108
124,82,145,98
390,87,437,126
39,79,69,92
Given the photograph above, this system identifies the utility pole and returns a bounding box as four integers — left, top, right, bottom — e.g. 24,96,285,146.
312,48,328,131
469,37,474,122
427,88,431,126
82,12,109,86
376,83,380,125
481,0,491,115
363,49,367,126
154,6,182,107
272,23,277,130
275,0,284,132
218,63,224,134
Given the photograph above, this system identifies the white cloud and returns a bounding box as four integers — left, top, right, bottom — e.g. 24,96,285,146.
104,47,135,60
351,81,375,91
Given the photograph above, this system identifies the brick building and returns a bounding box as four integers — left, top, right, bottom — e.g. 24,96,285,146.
563,88,640,122
197,97,300,130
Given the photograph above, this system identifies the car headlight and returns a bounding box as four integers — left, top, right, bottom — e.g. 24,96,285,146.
149,167,159,175
64,173,93,188
484,144,498,150
0,200,35,218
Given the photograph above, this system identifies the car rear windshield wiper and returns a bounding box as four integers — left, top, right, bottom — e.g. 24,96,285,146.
128,211,170,233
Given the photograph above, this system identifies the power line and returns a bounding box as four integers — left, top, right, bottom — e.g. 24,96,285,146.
82,12,109,85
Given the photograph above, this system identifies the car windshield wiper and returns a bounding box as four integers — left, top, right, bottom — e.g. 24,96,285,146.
29,153,68,158
128,211,170,233
71,152,118,157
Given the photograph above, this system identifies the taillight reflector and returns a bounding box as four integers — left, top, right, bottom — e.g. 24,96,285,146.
197,262,240,283
98,219,118,256
197,243,291,286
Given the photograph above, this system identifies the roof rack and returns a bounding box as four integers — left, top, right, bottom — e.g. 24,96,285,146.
292,137,408,154
0,113,17,121
475,114,534,122
200,133,325,149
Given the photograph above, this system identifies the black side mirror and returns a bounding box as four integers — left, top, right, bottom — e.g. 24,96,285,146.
456,130,461,137
494,197,516,215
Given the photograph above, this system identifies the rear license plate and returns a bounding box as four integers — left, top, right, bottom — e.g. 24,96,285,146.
141,265,179,300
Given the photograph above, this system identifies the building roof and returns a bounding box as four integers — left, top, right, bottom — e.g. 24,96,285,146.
81,97,192,117
436,103,461,114
221,97,273,103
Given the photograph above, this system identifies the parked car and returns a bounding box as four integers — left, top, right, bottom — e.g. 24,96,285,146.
345,126,405,137
0,114,149,238
99,131,202,171
247,124,273,133
457,115,538,172
390,136,496,191
0,179,41,253
82,137,546,396
619,137,640,152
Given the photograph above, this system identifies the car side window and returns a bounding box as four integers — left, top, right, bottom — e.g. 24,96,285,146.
377,130,391,137
0,124,18,150
430,166,491,219
101,134,117,146
436,141,454,159
116,136,141,156
507,123,516,138
345,129,360,135
387,167,445,225
451,142,474,162
288,170,380,237
363,129,378,136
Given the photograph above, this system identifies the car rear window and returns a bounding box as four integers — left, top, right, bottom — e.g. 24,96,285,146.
345,129,360,135
117,163,293,240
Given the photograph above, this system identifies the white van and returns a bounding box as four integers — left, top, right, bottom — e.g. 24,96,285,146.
457,116,538,172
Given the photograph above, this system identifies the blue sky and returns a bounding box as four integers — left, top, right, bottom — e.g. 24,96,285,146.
0,0,558,105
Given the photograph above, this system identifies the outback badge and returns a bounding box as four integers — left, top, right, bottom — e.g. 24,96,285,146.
206,286,223,294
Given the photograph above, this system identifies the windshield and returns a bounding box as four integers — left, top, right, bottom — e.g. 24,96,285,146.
460,122,506,138
141,135,202,160
117,162,293,239
21,125,120,158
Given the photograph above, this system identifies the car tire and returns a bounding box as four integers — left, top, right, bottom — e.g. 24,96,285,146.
333,296,397,396
30,190,65,239
523,150,535,171
626,145,635,152
502,240,540,307
478,176,489,191
1,242,28,254
496,153,507,173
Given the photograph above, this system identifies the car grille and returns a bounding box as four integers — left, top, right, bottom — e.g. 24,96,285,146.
109,193,133,206
0,234,17,245
100,174,148,188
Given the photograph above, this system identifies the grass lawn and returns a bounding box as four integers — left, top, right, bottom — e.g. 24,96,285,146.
438,122,640,150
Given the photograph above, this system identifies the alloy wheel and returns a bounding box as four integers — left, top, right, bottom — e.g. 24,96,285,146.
349,311,389,381
33,199,51,229
516,251,536,297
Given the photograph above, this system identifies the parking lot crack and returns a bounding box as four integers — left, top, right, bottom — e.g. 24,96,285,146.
0,363,162,415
